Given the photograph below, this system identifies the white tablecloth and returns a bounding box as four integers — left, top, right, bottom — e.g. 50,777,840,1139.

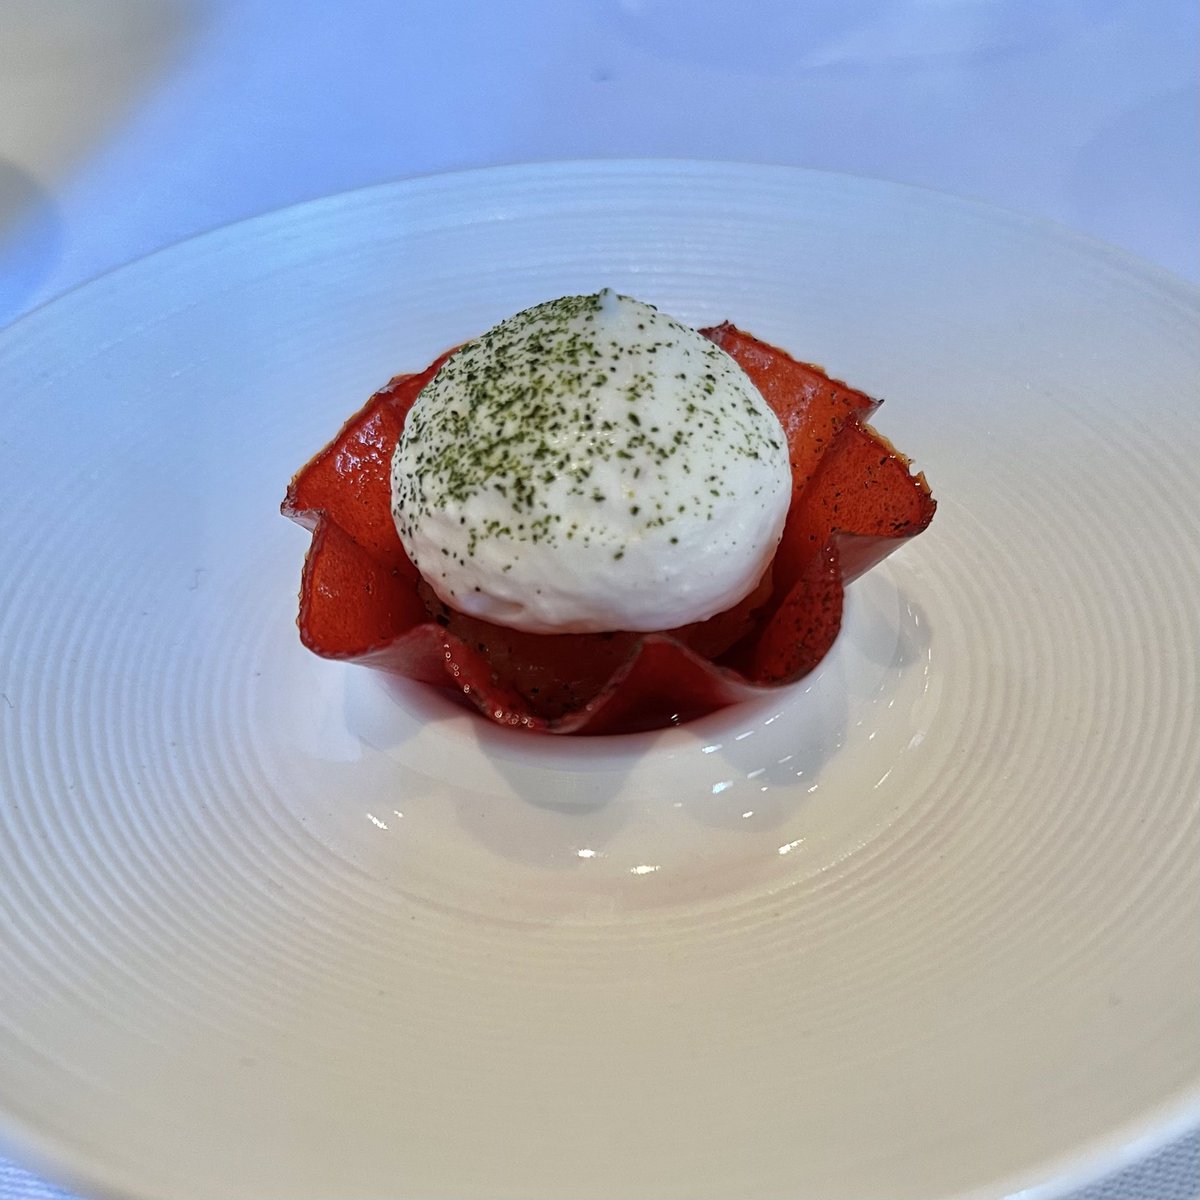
1,3,1196,1197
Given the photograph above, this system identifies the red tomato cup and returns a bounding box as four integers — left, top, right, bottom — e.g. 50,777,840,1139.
283,324,935,734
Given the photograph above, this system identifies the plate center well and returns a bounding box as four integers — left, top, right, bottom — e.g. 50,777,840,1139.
250,569,938,924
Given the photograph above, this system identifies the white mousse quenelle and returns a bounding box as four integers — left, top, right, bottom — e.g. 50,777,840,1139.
390,290,791,635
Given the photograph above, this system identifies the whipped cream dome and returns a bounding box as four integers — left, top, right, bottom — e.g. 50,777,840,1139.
391,291,791,634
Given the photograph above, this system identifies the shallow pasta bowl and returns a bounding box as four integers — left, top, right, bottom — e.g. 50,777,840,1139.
0,161,1197,1200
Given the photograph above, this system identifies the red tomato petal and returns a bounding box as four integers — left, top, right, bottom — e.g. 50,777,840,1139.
553,637,761,735
749,540,843,684
283,358,446,570
296,517,428,659
783,416,936,585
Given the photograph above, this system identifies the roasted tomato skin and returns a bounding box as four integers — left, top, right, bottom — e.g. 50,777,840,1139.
283,326,935,734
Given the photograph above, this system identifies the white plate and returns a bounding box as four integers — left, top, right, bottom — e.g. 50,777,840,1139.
1,162,1198,1200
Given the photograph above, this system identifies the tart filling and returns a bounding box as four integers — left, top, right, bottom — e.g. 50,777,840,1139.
391,292,791,634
